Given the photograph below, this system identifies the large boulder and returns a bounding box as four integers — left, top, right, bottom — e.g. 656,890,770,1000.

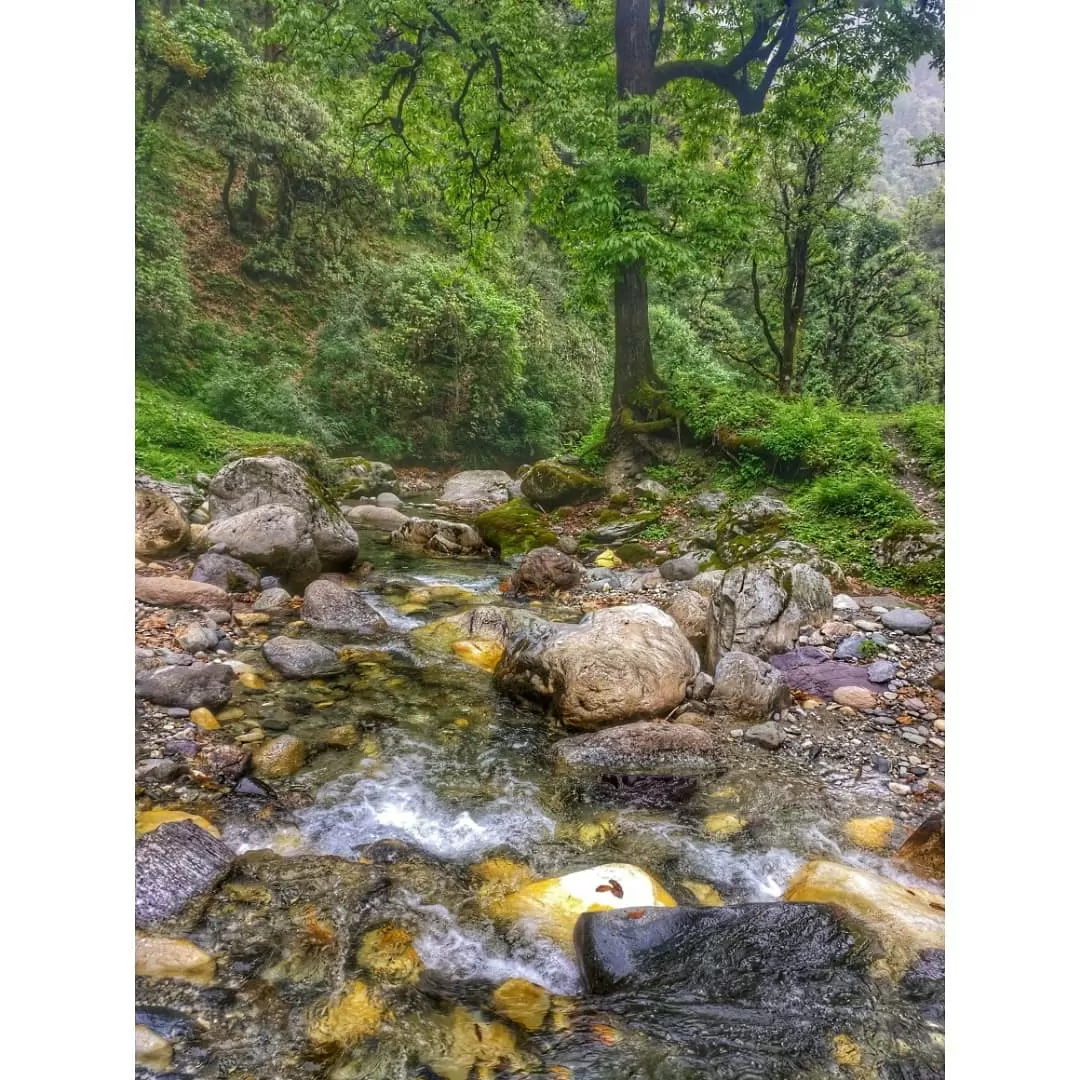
495,604,700,729
475,499,557,557
705,563,833,666
190,553,260,593
664,589,709,656
436,470,514,515
488,863,676,948
553,720,725,776
710,650,790,721
414,605,548,651
783,859,945,972
136,663,235,711
136,576,230,610
519,459,605,510
204,505,322,593
509,546,583,594
344,504,409,532
331,457,398,498
135,489,190,559
208,456,358,571
713,495,793,563
262,636,344,679
135,820,234,929
390,518,486,557
301,580,386,634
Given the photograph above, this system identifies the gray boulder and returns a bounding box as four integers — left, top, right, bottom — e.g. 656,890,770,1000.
691,491,728,515
665,589,710,656
867,660,898,684
136,472,203,516
660,553,710,581
190,553,260,593
136,663,235,711
553,720,725,776
390,518,486,556
204,505,321,593
208,456,358,571
252,587,293,612
881,608,934,635
494,604,700,729
634,478,671,502
744,720,787,750
345,503,409,532
375,491,404,508
301,579,386,634
135,820,234,929
436,470,514,515
710,650,791,721
590,518,654,544
834,634,869,660
262,636,345,679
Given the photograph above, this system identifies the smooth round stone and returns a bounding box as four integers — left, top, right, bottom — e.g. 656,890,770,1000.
866,660,897,684
880,608,934,634
832,594,859,611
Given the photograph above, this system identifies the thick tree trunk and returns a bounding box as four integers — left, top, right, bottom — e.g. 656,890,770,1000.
610,0,660,424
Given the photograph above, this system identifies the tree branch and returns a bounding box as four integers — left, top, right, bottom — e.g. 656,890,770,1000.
751,258,785,368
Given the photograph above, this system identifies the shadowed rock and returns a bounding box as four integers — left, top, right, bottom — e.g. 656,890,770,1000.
136,663,235,711
553,720,725,776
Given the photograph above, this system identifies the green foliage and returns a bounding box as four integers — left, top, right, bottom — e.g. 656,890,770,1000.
135,379,320,481
898,403,945,487
857,639,884,660
799,471,917,530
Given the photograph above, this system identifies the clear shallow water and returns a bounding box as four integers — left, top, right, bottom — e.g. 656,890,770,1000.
177,531,943,1078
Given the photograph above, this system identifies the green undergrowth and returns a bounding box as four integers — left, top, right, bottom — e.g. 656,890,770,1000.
135,379,322,482
897,403,945,487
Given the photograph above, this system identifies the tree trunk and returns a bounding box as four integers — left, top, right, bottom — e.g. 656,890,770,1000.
610,0,660,424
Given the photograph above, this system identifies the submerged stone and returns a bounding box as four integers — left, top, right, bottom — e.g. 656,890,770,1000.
491,978,551,1031
135,934,216,985
552,720,725,776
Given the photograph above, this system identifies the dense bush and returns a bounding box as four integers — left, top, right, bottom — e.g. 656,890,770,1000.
799,471,917,528
899,403,945,487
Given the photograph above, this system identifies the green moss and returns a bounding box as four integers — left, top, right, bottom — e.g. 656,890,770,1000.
613,542,655,565
475,499,558,557
857,639,883,660
608,492,631,509
519,459,605,510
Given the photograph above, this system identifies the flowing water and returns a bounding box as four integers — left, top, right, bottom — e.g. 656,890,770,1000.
139,531,945,1079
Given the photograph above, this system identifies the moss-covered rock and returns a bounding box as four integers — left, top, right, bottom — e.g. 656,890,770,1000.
613,541,655,566
475,499,557,557
519,459,605,510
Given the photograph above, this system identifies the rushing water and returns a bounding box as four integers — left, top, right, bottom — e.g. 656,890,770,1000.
141,530,944,1079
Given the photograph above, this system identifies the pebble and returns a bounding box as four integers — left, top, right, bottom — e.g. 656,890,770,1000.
902,732,927,746
929,737,945,749
165,707,190,718
730,729,744,738
933,717,945,732
135,759,181,783
888,782,911,795
867,660,897,684
853,619,881,632
874,715,897,726
162,652,194,667
882,691,897,701
910,765,929,776
207,609,232,625
236,730,265,743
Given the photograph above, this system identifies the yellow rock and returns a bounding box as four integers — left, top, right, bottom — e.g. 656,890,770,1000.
251,733,306,778
681,880,725,907
454,717,470,729
360,737,379,757
494,863,677,948
594,549,621,568
223,881,272,905
308,981,387,1053
235,612,271,627
577,819,616,847
843,817,896,851
833,1034,862,1067
217,706,247,722
707,785,741,803
136,935,216,985
189,707,220,731
135,1025,172,1072
425,1007,525,1080
704,812,746,838
491,978,550,1032
398,602,428,615
237,671,266,690
135,809,220,839
783,859,945,973
325,724,358,748
451,639,505,672
357,925,421,982
473,857,538,913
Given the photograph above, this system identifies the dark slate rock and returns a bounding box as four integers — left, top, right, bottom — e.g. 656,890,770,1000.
135,1007,198,1041
691,491,729,514
260,576,282,591
769,647,875,696
135,663,235,711
190,553,261,593
135,821,234,929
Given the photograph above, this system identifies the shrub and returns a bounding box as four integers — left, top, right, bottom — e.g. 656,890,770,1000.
899,403,945,487
800,472,917,529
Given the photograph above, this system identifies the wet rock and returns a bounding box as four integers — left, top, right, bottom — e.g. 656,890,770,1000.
192,743,250,786
136,663,235,711
769,647,876,696
900,949,945,1024
881,608,934,635
833,685,877,710
135,820,234,929
205,505,322,593
135,488,190,559
252,733,307,778
495,604,700,728
553,720,725,776
509,545,583,594
252,586,292,612
422,605,547,648
868,659,898,683
894,814,945,882
451,639,505,672
134,1006,198,1042
135,759,181,784
705,563,832,665
307,980,388,1053
136,935,216,985
262,636,344,679
209,455,358,570
704,811,746,837
783,859,944,971
136,809,221,839
301,579,386,634
436,469,514,514
593,773,699,809
176,622,219,654
390,517,486,556
744,720,786,750
710,651,790,721
190,552,260,593
490,862,676,947
135,1025,172,1072
491,978,550,1031
519,459,605,510
842,817,895,851
135,576,231,610
345,503,409,532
